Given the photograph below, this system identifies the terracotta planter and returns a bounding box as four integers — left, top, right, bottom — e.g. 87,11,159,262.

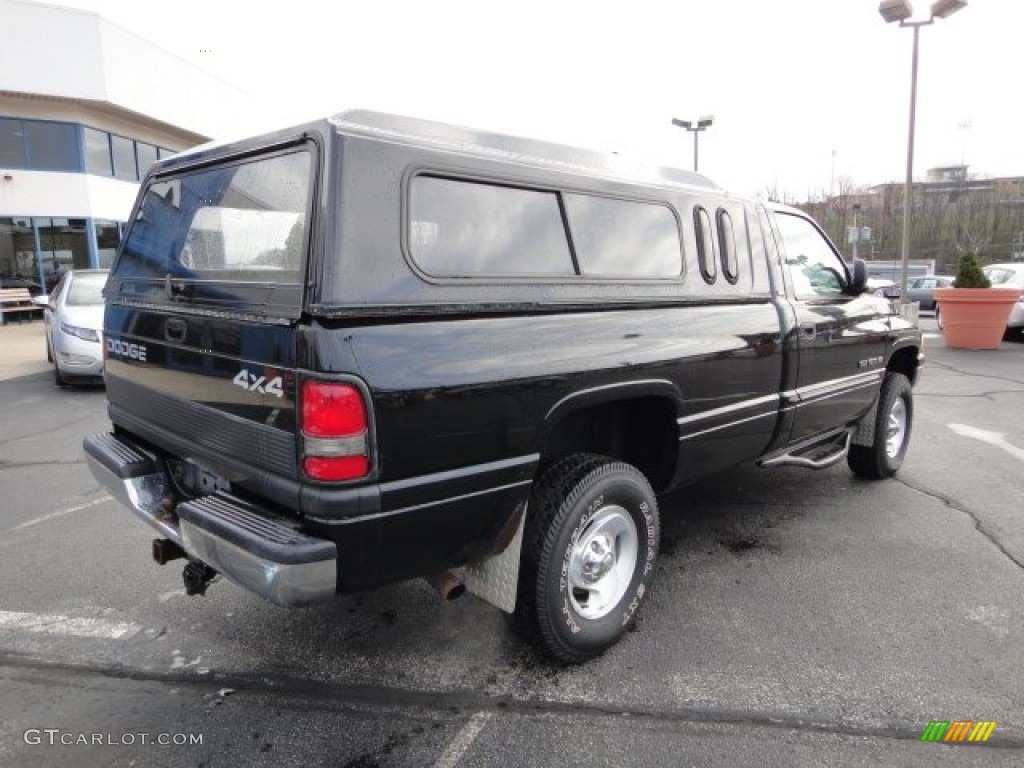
933,287,1021,349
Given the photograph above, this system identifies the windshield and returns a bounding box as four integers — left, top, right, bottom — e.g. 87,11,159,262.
984,267,1023,286
65,272,108,306
112,146,313,316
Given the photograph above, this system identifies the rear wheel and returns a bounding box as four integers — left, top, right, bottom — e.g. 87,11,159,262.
516,453,659,663
848,372,913,479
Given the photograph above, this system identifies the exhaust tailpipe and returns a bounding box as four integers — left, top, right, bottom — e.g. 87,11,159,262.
425,571,466,601
152,538,185,565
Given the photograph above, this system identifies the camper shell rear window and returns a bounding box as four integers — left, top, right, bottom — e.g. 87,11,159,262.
108,144,314,319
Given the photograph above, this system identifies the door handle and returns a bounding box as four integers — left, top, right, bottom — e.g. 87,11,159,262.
164,317,186,343
799,322,817,340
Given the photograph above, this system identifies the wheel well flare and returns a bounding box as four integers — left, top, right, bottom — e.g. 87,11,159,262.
541,397,677,492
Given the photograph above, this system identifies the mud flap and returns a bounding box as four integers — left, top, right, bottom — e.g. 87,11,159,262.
453,504,526,613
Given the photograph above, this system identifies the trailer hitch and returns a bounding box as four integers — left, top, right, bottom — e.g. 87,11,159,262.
182,561,218,596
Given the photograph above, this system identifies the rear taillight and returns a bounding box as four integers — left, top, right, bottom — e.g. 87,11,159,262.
301,380,370,482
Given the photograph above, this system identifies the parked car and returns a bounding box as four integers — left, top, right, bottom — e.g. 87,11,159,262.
43,269,109,385
866,277,900,300
982,263,1024,336
906,275,954,311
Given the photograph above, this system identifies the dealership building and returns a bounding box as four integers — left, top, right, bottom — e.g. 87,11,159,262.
0,0,246,293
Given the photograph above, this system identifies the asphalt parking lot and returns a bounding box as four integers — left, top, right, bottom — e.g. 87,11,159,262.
0,318,1022,767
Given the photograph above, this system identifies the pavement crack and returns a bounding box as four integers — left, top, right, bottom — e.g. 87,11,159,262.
2,653,1023,748
897,477,1024,572
926,360,1024,388
0,459,86,470
916,389,1024,400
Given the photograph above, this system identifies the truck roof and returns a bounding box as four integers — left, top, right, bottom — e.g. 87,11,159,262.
155,110,721,195
331,110,720,193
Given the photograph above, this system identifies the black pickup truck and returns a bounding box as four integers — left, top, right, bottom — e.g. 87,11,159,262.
85,111,922,662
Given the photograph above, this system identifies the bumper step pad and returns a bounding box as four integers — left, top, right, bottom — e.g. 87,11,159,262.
177,493,338,605
84,432,159,479
177,493,336,566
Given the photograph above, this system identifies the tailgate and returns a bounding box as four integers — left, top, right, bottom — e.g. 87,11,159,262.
101,142,316,505
103,307,301,499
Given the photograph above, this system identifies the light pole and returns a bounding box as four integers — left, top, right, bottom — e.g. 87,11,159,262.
671,116,714,173
879,0,967,305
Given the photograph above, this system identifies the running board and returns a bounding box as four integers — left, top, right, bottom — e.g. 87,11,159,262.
759,428,852,470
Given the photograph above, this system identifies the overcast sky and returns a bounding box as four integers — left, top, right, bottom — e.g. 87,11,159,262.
52,0,1024,199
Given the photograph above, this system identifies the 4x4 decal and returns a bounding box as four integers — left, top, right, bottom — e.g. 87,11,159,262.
233,369,284,398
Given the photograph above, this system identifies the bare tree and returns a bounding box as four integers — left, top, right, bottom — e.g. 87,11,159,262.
952,187,996,257
796,172,1024,271
757,180,785,204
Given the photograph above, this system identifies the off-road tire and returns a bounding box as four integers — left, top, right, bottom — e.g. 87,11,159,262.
848,372,913,479
515,453,659,663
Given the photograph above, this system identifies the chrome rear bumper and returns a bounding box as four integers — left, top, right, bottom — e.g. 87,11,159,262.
84,433,337,605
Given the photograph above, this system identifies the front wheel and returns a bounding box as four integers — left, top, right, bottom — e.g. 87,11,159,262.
848,372,913,479
516,454,659,663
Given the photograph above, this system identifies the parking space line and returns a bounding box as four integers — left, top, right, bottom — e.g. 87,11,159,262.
949,423,1024,463
433,711,492,768
0,609,141,639
6,495,111,534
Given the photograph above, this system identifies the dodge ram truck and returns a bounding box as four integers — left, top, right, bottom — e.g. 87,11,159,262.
84,111,922,662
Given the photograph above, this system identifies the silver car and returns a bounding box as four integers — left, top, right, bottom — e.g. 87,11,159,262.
43,269,108,385
983,263,1024,336
906,275,954,311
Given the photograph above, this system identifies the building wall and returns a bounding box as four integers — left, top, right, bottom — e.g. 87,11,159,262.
0,95,199,222
0,169,137,220
0,0,246,139
1,94,204,152
0,0,248,290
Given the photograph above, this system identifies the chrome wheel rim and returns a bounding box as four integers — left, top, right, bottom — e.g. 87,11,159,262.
886,398,908,459
567,505,638,620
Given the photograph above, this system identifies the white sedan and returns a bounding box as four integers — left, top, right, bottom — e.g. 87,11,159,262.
983,263,1024,337
43,269,108,385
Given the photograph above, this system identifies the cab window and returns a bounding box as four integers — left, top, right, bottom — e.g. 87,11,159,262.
775,212,847,299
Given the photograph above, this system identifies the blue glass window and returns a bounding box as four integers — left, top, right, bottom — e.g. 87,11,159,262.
25,122,79,171
111,134,137,181
0,118,28,168
84,127,113,176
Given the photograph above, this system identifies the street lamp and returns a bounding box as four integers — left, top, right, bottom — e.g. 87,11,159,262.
879,0,967,307
671,115,714,173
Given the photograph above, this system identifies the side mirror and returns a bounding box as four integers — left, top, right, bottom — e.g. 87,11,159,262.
847,258,868,295
31,294,50,308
